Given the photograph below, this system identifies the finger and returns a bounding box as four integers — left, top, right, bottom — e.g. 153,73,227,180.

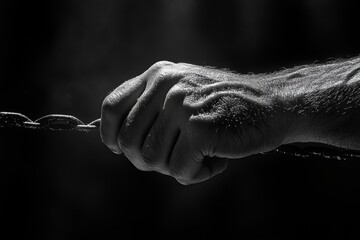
140,86,186,173
100,76,146,154
117,74,182,170
141,110,181,174
116,93,160,171
168,132,204,184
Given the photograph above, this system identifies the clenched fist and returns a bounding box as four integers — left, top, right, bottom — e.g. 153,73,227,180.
100,61,288,185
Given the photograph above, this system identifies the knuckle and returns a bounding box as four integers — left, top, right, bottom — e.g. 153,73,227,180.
151,61,175,71
154,68,173,83
167,86,186,100
164,87,187,108
147,61,176,82
151,74,166,87
186,115,212,139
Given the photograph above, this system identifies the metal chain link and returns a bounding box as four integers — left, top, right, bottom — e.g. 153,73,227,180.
1,111,360,160
0,112,100,132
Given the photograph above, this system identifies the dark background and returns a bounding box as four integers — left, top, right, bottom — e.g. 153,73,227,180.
1,0,360,239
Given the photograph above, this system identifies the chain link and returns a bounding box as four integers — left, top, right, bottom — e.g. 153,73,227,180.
0,112,100,132
1,111,360,160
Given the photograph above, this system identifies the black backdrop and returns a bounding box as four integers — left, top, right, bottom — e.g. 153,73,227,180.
1,0,360,239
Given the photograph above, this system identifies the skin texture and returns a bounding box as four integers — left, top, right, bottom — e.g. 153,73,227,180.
273,57,360,150
101,58,360,185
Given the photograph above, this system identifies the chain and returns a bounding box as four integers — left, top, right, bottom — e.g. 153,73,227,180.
1,111,360,160
0,112,100,132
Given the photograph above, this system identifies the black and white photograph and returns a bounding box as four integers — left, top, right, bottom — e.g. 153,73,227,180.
1,0,360,239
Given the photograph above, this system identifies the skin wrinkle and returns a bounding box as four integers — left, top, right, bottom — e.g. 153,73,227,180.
190,94,272,150
185,90,266,111
183,79,267,110
179,69,279,158
176,74,217,90
186,57,360,152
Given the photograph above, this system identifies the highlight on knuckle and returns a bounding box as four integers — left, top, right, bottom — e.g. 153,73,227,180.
148,61,176,81
151,61,175,71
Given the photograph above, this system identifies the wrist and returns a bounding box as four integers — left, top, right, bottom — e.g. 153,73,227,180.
256,57,360,150
266,76,316,145
270,75,360,149
278,93,314,145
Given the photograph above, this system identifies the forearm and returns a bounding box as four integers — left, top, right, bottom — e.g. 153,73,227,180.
268,57,360,150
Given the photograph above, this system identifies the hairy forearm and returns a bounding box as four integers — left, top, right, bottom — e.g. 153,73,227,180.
267,57,360,150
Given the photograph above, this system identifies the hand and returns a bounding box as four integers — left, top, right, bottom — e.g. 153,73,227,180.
100,61,287,185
